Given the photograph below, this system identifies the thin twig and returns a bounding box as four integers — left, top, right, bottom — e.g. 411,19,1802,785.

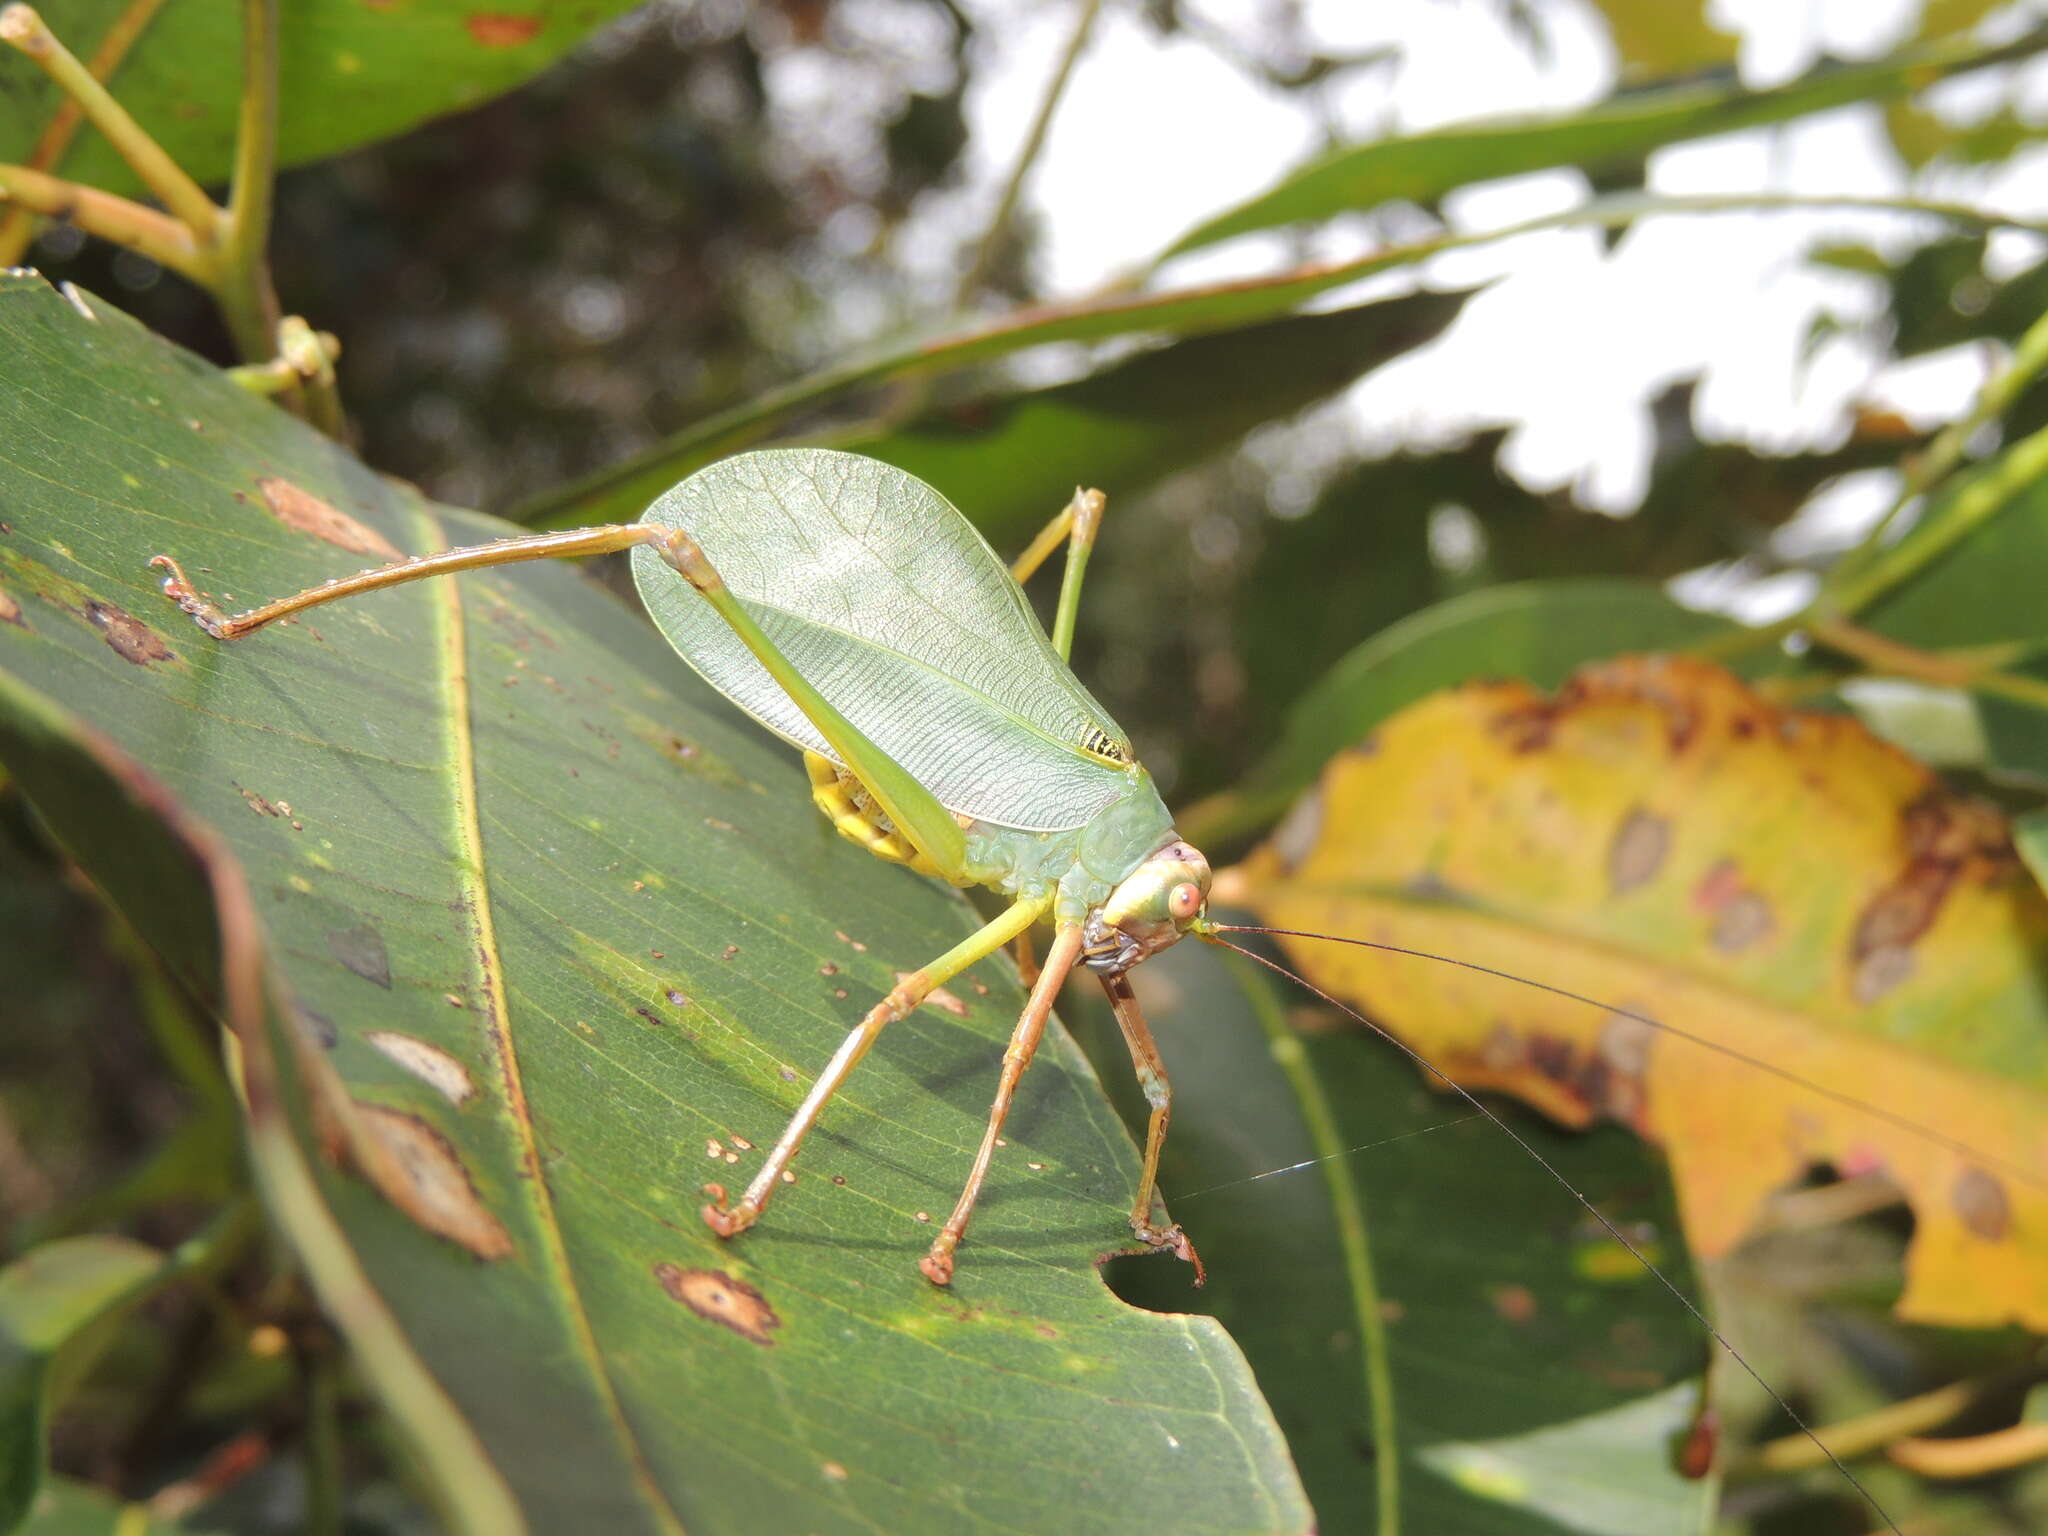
0,0,174,265
954,0,1103,310
0,4,219,238
0,161,207,278
1829,298,2048,590
214,0,283,369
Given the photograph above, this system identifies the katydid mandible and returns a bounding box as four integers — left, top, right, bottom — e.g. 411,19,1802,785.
149,447,1213,1286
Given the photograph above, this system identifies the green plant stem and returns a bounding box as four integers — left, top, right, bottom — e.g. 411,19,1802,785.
1738,1367,2042,1476
1819,415,2048,619
213,0,282,369
302,1339,345,1536
1222,952,1400,1534
1808,617,2048,708
954,0,1102,311
0,4,219,239
0,161,206,279
0,0,173,265
512,188,2048,528
1831,299,2048,590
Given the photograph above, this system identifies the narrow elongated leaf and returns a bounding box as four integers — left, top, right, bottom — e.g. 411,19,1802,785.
0,273,1310,1534
1156,28,2048,260
515,191,2044,533
634,449,1134,834
839,291,1469,548
0,2,644,199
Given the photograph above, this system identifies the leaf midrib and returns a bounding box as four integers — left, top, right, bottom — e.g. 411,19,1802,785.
424,503,690,1536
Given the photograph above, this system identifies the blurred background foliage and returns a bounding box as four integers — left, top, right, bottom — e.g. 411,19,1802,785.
9,0,2048,1530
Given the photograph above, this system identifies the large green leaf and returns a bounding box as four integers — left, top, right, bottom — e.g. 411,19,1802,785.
1074,940,1716,1534
0,272,1308,1534
0,2,643,197
1155,28,2048,260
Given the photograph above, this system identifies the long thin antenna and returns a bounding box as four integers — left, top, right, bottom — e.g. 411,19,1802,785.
1201,932,1901,1535
1210,923,2045,1195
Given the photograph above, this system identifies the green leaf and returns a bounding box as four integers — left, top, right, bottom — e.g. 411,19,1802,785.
0,2,645,198
1854,436,2048,790
1417,1384,1710,1534
1083,941,1714,1534
840,291,1469,548
0,1235,164,1533
0,273,1311,1535
1180,580,1728,848
1155,29,2048,261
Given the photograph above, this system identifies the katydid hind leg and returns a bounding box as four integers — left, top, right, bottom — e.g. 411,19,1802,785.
922,924,1086,1286
703,896,1047,1242
150,523,668,638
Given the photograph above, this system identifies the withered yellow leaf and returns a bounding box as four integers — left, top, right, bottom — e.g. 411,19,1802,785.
1227,655,2048,1329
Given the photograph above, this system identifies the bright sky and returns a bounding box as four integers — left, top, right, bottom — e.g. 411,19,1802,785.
915,0,2048,584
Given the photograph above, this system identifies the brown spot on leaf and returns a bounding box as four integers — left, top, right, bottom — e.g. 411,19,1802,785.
1954,1167,2011,1241
237,784,281,817
1711,892,1774,953
352,1103,512,1259
257,477,401,559
654,1263,781,1345
1850,793,2018,994
85,600,173,664
326,922,391,988
0,583,22,627
465,13,542,46
1851,943,1914,1004
1607,808,1668,894
1490,1284,1537,1323
366,1031,476,1105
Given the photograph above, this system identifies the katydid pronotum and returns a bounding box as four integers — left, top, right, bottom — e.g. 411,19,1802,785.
147,449,1916,1524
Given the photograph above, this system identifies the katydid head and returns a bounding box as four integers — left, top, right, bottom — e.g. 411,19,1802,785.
1082,839,1211,975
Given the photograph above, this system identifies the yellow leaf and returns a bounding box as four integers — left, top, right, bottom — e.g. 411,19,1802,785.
1227,656,2048,1329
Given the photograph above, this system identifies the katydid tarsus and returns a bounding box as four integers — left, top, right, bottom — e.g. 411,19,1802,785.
150,446,1954,1524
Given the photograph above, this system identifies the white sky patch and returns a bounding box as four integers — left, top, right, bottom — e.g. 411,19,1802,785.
897,0,2048,521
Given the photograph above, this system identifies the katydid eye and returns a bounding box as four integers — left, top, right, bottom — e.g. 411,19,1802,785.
1166,882,1203,922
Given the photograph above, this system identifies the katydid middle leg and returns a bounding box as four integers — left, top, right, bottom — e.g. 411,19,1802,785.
921,923,1087,1285
703,895,1047,1239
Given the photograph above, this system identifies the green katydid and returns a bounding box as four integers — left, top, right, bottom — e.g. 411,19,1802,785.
150,446,1214,1286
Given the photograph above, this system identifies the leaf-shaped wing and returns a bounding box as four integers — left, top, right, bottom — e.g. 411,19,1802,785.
632,449,1135,833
